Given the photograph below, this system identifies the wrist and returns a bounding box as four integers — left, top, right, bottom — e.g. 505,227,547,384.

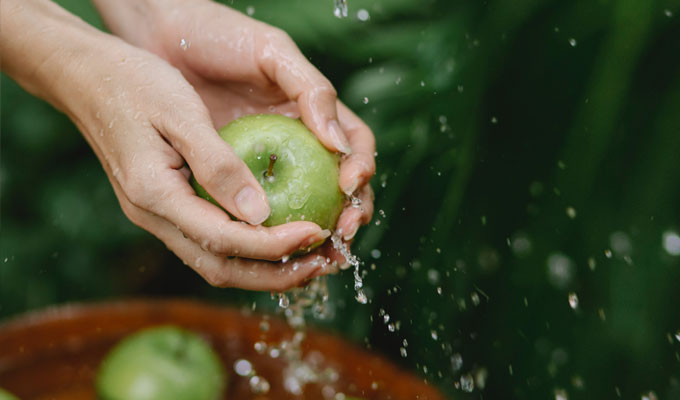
0,0,132,130
91,0,209,51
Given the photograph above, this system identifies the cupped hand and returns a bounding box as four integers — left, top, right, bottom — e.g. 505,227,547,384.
96,0,376,244
66,33,343,290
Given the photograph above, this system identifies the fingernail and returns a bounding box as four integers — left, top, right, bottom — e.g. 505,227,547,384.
343,221,359,241
328,120,352,155
301,229,331,249
343,177,359,196
235,186,270,225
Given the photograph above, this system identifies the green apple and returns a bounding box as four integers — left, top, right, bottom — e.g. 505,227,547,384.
0,388,19,400
96,326,225,400
191,114,344,234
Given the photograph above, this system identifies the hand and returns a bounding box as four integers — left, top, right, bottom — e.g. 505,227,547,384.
94,0,376,243
1,0,337,291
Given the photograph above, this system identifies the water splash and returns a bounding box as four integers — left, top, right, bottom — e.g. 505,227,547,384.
333,0,348,18
331,233,367,304
459,373,474,392
249,375,270,394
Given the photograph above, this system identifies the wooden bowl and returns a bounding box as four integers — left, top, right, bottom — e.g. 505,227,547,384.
0,299,445,399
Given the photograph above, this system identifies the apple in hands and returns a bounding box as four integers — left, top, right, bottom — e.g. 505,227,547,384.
96,326,225,400
191,114,345,250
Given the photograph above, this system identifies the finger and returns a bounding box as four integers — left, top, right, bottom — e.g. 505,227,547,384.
159,100,271,225
302,242,347,280
132,206,328,291
136,167,328,261
336,184,374,241
257,32,352,154
337,102,376,195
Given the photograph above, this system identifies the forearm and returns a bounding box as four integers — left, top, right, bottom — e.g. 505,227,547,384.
0,0,118,122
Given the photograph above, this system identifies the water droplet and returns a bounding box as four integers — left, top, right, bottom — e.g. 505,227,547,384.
664,9,673,17
568,38,577,47
451,353,463,371
356,8,370,21
641,391,658,400
459,373,474,392
511,232,533,256
609,231,632,256
430,330,438,340
568,292,579,309
179,38,190,50
471,292,480,306
566,206,577,219
254,341,267,354
234,359,253,376
598,308,607,321
420,80,425,87
259,320,270,332
355,291,368,304
399,347,408,357
249,375,270,394
662,230,680,256
587,257,596,270
674,330,680,342
554,388,568,400
333,0,348,18
370,249,381,259
427,269,440,285
604,249,613,258
547,253,574,289
362,96,369,104
278,293,290,308
350,195,362,207
490,116,498,124
246,5,255,15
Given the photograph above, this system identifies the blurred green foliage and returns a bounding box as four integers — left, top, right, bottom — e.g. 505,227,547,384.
2,0,680,399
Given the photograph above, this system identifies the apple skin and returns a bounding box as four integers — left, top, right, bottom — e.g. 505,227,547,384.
0,388,19,400
191,114,345,232
96,326,225,400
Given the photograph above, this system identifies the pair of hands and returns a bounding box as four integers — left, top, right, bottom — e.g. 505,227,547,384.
1,0,375,291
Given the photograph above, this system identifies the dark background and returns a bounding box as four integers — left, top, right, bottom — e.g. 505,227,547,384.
2,0,680,398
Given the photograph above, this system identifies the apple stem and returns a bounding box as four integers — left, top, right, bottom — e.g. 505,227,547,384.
266,154,277,177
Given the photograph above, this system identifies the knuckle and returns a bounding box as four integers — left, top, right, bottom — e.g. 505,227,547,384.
119,199,144,227
320,82,337,98
203,270,232,288
203,237,232,256
121,172,150,209
271,275,297,292
270,27,293,43
199,153,241,189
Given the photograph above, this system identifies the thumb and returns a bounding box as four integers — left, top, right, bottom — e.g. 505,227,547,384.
162,115,270,225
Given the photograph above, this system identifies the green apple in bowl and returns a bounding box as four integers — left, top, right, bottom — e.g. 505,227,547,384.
96,326,225,400
191,114,345,242
0,388,19,400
